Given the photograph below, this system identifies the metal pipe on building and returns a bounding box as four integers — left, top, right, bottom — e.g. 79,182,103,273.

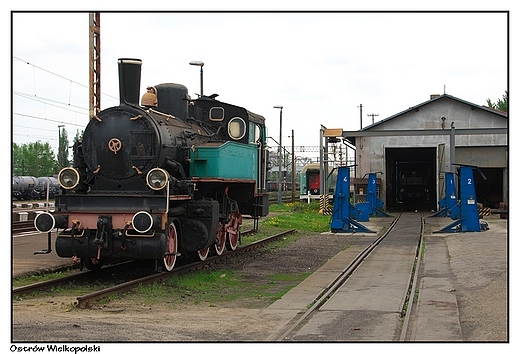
450,122,455,173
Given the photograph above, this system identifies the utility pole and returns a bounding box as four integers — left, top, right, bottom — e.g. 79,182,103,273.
89,13,101,120
273,106,283,205
358,104,363,129
367,113,379,124
291,129,295,204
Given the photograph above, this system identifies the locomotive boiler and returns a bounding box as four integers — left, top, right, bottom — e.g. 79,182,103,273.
34,58,269,271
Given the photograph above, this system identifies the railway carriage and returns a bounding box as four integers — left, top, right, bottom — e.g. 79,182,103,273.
34,58,269,271
299,163,336,200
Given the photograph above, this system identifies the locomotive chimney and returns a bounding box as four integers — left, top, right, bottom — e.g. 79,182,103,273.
118,58,142,106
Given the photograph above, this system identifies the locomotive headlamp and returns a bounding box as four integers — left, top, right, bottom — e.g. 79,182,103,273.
132,211,156,233
58,167,80,189
34,212,55,233
146,168,169,190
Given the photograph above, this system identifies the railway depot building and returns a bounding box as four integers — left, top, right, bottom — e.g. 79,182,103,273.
340,94,508,212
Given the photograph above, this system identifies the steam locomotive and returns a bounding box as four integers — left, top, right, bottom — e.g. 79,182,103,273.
34,58,269,271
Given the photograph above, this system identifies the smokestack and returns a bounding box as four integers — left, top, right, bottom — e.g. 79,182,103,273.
118,58,142,105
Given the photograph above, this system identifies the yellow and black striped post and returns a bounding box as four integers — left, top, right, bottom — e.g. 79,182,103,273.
320,194,333,215
478,207,491,218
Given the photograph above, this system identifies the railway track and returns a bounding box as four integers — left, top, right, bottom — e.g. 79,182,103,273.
12,229,297,309
274,212,425,341
12,221,36,233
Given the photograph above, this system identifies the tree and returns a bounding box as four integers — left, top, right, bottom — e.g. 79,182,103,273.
12,141,58,177
73,129,84,144
486,91,508,113
57,127,69,169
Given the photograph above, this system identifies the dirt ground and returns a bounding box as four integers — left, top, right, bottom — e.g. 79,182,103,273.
11,218,509,345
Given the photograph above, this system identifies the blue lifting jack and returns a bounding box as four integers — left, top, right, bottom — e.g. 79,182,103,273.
434,164,489,233
431,171,457,217
365,172,392,217
330,165,375,233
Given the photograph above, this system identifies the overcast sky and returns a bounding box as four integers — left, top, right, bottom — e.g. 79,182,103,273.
11,8,509,159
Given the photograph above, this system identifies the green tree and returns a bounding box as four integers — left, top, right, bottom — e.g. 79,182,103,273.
57,127,69,169
73,129,84,144
12,141,58,177
486,91,508,113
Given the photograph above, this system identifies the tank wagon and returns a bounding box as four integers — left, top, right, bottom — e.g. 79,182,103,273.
36,176,59,199
34,58,269,271
12,175,38,200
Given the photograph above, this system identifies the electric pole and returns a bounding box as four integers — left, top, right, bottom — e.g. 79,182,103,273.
89,13,101,120
368,113,379,124
358,104,363,129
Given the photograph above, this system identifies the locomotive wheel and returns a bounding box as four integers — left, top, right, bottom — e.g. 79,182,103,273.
214,222,226,256
164,223,178,271
226,231,239,251
83,257,104,271
198,247,209,261
225,211,242,251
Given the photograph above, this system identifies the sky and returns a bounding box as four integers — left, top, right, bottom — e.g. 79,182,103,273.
10,6,510,162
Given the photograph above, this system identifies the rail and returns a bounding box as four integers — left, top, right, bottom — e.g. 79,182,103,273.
12,221,36,233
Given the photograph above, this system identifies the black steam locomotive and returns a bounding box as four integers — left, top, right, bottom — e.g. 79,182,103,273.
34,58,269,271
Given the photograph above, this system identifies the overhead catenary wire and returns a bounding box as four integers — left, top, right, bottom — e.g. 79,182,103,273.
14,56,118,103
15,56,90,92
13,56,119,144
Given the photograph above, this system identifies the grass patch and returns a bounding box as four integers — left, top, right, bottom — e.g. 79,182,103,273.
13,271,78,289
126,269,310,307
130,270,247,306
14,272,63,287
241,200,331,245
267,201,331,232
